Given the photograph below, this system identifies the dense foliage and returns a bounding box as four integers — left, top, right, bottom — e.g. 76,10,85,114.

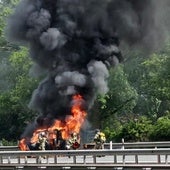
0,0,38,143
0,47,38,142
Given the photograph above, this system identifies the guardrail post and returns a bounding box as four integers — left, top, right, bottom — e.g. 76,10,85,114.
114,154,117,163
8,156,11,164
25,156,28,164
157,154,161,164
110,141,112,150
73,155,76,164
46,155,49,164
122,138,125,149
18,156,20,164
37,156,41,164
135,154,138,164
83,155,86,164
93,155,96,164
165,154,168,164
54,155,58,164
123,154,125,164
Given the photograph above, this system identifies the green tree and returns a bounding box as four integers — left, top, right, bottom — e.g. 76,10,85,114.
139,46,170,118
0,0,20,92
0,47,38,141
118,116,153,142
149,112,170,141
124,43,170,120
0,0,19,51
93,65,138,140
0,0,39,142
99,65,138,121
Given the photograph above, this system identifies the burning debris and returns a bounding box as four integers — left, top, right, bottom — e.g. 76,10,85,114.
6,0,169,150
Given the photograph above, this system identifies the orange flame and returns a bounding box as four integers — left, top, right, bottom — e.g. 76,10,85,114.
30,128,47,144
18,138,29,151
62,94,86,139
19,94,87,150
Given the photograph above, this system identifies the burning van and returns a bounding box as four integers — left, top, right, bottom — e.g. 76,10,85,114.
19,129,81,151
18,95,83,151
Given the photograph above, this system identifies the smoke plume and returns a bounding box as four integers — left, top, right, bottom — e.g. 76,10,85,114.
6,0,170,138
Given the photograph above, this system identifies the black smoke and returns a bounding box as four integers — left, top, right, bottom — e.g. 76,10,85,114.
6,0,170,138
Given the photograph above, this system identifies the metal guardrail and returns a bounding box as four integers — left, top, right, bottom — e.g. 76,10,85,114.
0,148,170,169
0,146,19,151
0,141,170,169
86,141,170,149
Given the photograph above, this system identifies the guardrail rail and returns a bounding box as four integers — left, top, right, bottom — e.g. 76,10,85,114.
0,141,170,169
0,148,170,169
